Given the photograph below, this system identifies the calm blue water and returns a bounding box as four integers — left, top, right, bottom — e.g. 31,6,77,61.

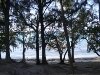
1,40,98,59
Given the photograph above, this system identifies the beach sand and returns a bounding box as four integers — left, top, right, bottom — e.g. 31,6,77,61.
0,57,100,75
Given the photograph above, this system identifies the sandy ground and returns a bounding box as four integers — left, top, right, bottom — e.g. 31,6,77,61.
0,57,100,75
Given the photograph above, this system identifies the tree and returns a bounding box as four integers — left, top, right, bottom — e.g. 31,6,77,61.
86,22,100,56
35,16,40,64
54,33,68,63
59,0,73,69
77,1,100,56
36,0,54,64
17,31,26,63
37,0,47,64
10,0,41,64
11,0,39,64
0,13,5,60
1,0,11,60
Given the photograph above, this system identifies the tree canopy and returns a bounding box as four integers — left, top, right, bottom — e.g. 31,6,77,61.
0,0,99,67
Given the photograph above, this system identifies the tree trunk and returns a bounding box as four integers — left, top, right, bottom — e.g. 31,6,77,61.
60,54,62,61
22,48,26,62
71,28,75,63
60,0,74,71
36,24,40,64
62,49,68,63
71,41,75,63
64,28,73,66
38,1,47,64
5,0,11,60
22,33,25,62
59,53,64,63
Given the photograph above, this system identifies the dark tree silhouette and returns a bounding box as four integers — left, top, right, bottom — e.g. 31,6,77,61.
1,0,11,60
59,0,73,68
38,0,47,64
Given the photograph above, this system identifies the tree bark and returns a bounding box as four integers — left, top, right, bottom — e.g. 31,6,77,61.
4,0,11,60
59,53,63,63
71,40,75,63
36,23,40,64
62,49,68,63
22,33,25,62
22,48,26,62
38,1,47,64
21,32,26,63
71,23,75,63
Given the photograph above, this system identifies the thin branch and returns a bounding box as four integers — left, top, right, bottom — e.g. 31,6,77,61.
70,0,87,15
85,38,100,56
44,22,53,29
43,0,55,15
10,2,36,31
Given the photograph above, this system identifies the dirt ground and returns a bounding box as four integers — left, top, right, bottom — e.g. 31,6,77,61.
0,58,100,75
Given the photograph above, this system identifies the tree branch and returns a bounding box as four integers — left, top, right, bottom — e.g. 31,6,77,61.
10,2,36,31
70,0,87,15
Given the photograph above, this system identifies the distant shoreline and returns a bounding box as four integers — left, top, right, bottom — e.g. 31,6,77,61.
4,56,99,63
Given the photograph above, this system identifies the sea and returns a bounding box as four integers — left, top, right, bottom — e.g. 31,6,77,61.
1,40,98,59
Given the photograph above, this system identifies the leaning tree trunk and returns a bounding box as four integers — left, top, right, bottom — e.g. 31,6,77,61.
36,23,40,64
38,1,47,64
62,49,68,63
